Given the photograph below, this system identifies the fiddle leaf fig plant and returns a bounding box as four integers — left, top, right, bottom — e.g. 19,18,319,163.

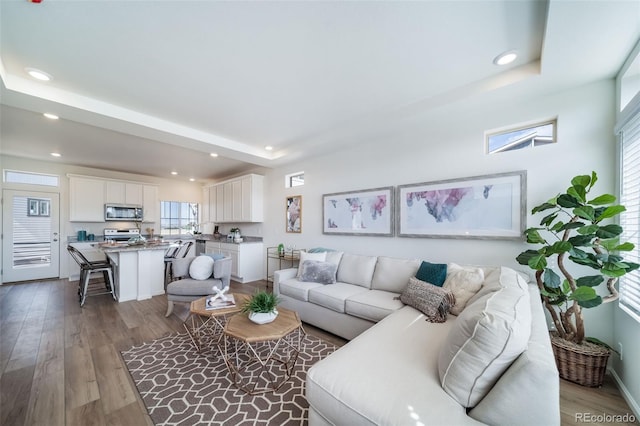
516,172,638,345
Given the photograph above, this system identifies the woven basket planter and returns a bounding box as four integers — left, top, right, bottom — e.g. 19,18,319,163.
551,335,610,387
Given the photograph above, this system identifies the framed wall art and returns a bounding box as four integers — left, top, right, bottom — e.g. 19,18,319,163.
27,198,51,217
323,187,394,236
286,195,302,233
397,171,526,240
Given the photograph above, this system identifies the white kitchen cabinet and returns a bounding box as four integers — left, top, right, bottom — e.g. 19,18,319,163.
209,186,217,222
212,174,264,223
143,185,158,223
69,176,105,222
202,186,210,223
105,181,142,205
215,185,224,221
202,241,263,283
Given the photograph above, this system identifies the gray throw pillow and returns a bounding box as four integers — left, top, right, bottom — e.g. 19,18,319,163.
299,260,338,284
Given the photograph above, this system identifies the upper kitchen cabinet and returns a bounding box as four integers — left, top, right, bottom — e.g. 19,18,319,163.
69,176,105,222
142,185,159,223
211,174,264,223
105,181,143,205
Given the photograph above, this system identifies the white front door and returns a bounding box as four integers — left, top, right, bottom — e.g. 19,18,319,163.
2,190,60,283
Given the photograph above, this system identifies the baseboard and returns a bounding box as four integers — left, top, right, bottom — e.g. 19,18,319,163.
610,367,640,419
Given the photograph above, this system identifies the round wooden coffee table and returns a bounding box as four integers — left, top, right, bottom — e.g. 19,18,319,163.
184,293,250,353
223,307,305,394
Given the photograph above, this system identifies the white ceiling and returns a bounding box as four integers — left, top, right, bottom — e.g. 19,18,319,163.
1,0,639,182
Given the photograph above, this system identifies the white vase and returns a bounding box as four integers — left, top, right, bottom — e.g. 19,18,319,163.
249,309,278,324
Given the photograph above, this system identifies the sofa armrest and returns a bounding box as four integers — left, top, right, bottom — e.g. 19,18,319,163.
213,257,232,288
273,268,297,295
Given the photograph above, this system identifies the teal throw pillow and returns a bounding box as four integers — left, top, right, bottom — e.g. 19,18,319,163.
415,261,447,287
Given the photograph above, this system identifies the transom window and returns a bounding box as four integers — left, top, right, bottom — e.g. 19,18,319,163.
486,120,556,154
285,171,304,188
4,170,59,187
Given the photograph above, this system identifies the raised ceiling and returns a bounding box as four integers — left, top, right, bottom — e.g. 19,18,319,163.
1,0,638,181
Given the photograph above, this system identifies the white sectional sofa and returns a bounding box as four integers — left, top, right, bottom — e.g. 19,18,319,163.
273,252,560,426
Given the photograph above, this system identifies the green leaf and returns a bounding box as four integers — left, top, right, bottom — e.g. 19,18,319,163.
562,279,571,294
568,234,595,247
525,229,546,244
516,250,540,266
577,224,599,235
557,194,580,208
588,194,616,205
571,175,591,189
569,247,588,259
596,224,622,239
543,268,562,288
599,238,620,251
548,241,573,254
573,205,595,221
569,253,601,269
601,265,627,277
589,171,598,190
576,275,604,287
579,295,602,308
550,221,565,232
531,202,557,214
540,213,558,227
560,222,585,231
528,254,547,271
570,286,598,302
614,242,635,252
596,205,626,222
567,185,586,203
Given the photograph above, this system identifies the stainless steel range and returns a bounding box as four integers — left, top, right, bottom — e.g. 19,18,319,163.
104,228,140,242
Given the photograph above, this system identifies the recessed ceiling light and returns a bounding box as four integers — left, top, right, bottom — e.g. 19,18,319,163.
265,146,273,151
189,178,195,182
210,152,218,157
493,50,518,66
171,171,178,175
50,152,62,157
43,113,59,120
25,67,52,81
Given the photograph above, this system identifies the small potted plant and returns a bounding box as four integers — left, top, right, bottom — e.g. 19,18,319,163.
242,291,281,324
516,171,638,386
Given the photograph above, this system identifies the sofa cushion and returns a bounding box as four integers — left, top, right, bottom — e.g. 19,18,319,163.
345,289,404,322
336,254,377,288
308,283,368,313
371,256,421,293
167,278,218,296
400,277,455,323
188,255,214,280
443,263,485,315
325,251,344,266
415,261,447,286
438,267,531,408
300,260,338,284
279,278,324,302
297,251,327,277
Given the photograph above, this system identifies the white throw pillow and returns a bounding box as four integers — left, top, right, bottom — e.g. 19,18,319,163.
438,267,531,408
443,263,485,315
297,251,327,277
189,255,214,280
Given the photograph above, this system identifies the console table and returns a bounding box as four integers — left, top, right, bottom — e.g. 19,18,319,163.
265,247,302,286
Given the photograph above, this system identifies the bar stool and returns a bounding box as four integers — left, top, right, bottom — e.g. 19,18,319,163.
164,242,181,286
67,245,116,306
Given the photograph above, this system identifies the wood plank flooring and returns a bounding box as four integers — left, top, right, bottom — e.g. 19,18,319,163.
0,278,637,425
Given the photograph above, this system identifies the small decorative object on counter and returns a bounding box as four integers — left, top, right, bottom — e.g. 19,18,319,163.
278,243,285,257
242,291,280,324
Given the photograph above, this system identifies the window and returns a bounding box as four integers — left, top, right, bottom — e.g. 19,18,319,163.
486,120,556,154
160,201,198,236
618,113,640,322
4,170,59,187
285,171,304,188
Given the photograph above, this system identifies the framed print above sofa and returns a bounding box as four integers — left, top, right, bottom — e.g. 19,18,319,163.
397,171,526,240
323,187,394,236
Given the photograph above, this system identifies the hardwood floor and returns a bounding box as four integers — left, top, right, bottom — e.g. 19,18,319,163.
1,278,637,425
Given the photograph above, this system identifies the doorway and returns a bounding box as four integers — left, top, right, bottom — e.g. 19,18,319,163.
2,189,60,283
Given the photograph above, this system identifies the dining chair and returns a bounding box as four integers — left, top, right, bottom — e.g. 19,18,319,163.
67,245,116,306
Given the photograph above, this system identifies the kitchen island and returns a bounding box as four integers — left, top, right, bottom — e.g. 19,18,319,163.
97,241,176,302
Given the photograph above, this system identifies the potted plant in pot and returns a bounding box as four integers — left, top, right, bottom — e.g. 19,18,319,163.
516,171,638,387
242,291,281,324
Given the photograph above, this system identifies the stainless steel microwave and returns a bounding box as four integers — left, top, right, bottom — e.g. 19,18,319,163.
104,204,143,221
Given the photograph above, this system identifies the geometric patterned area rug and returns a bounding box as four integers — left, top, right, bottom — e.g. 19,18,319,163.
121,333,336,426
